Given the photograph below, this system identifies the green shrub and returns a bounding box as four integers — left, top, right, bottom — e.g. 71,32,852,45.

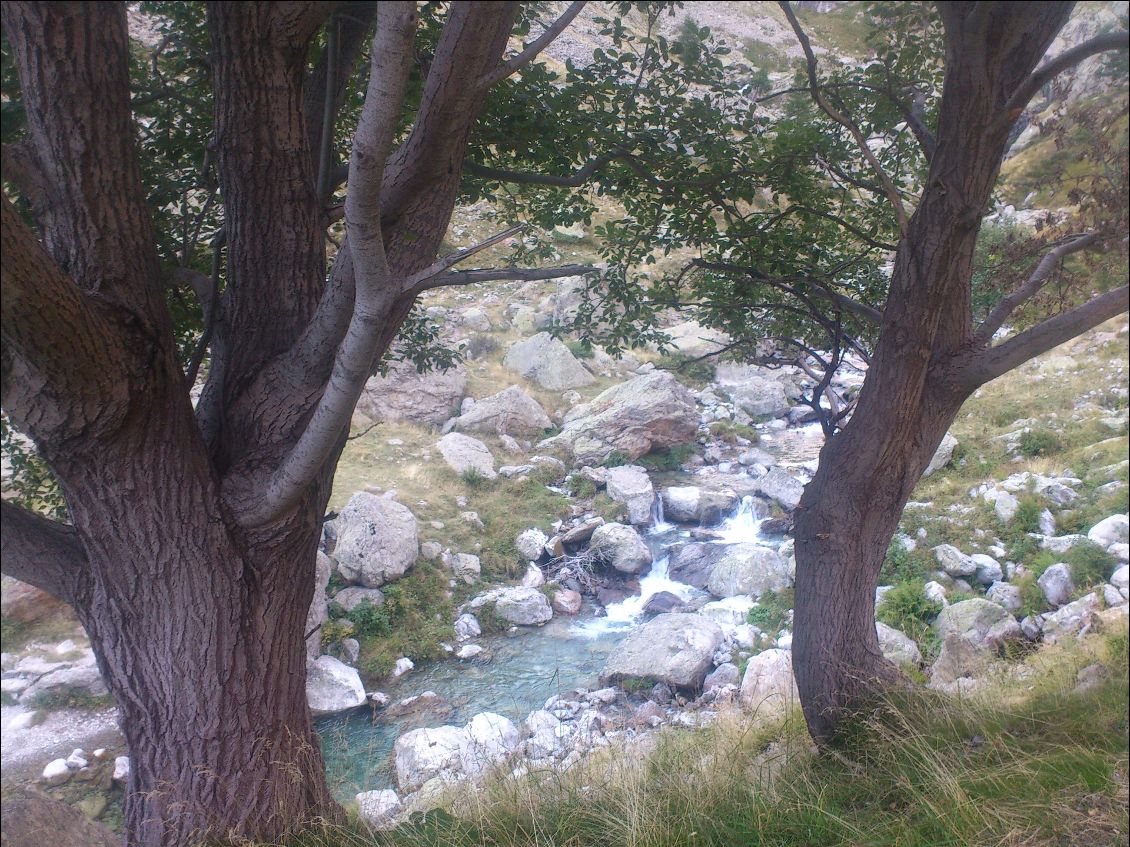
566,339,595,359
1014,573,1048,618
602,451,631,468
1061,541,1117,590
1013,494,1043,533
638,443,696,472
1018,428,1063,458
346,599,392,638
708,420,759,445
876,581,943,659
879,541,932,585
657,352,716,389
746,589,794,638
567,476,597,498
461,467,489,487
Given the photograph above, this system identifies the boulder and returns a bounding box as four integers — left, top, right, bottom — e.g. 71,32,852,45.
516,528,549,562
706,544,790,599
0,797,117,847
930,632,988,686
739,648,799,720
704,662,741,692
1088,514,1129,548
444,552,481,585
601,613,724,691
305,551,333,660
664,320,730,359
523,709,572,759
459,712,520,776
520,563,545,588
468,587,553,626
394,725,469,791
970,553,1003,586
451,385,552,437
661,486,739,524
933,598,1022,650
589,522,653,574
454,613,481,640
437,432,497,480
1041,592,1101,644
20,664,108,704
642,590,689,615
332,586,387,613
667,542,736,590
1038,562,1075,608
538,372,698,464
551,589,583,615
875,622,922,667
354,358,467,426
604,465,656,526
727,376,791,419
922,432,959,477
932,544,977,579
986,581,1023,613
754,468,804,511
1,576,72,626
306,655,366,715
503,333,594,390
334,493,419,588
1112,565,1129,600
356,789,401,829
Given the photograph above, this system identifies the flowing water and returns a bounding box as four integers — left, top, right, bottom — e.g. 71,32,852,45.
319,432,821,797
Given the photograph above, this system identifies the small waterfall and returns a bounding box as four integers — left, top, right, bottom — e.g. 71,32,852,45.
713,495,766,544
572,555,696,638
649,495,675,534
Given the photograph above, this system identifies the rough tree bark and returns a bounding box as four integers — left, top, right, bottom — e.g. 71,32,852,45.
790,1,1129,741
0,2,589,844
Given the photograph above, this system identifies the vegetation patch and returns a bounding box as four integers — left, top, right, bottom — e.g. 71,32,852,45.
876,582,943,660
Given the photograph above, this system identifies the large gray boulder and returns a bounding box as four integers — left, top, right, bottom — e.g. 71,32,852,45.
661,486,739,524
876,622,922,667
605,465,655,525
1038,562,1074,608
755,468,804,511
356,790,402,829
1041,592,1101,643
467,586,553,626
668,542,739,590
933,598,1022,650
394,725,469,791
727,376,791,419
589,522,653,574
706,544,790,599
436,432,497,480
739,648,799,720
354,358,467,426
503,332,594,390
305,551,333,660
334,493,419,588
451,385,552,437
1088,514,1129,548
459,712,521,776
332,586,387,613
664,320,731,359
306,655,366,715
538,372,698,464
932,544,977,579
601,613,723,691
922,432,959,477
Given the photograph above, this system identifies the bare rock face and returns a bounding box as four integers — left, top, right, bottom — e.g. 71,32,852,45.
1,576,73,626
334,493,419,588
451,385,552,437
600,613,723,691
538,372,698,464
604,465,655,526
739,648,799,720
437,432,498,480
589,522,653,574
705,544,790,599
354,358,467,426
503,332,594,391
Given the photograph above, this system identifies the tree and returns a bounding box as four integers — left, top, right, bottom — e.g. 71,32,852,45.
0,2,592,844
462,0,1128,741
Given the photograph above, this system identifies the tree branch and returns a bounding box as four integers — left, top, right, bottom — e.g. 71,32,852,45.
779,0,910,236
1,194,132,442
965,285,1129,387
974,232,1101,344
0,500,88,605
410,263,596,295
481,1,587,89
464,147,627,188
400,225,524,292
229,2,418,529
0,141,49,211
1005,31,1129,117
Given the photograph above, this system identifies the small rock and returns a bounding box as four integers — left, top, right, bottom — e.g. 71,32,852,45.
43,758,71,786
1038,563,1074,608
